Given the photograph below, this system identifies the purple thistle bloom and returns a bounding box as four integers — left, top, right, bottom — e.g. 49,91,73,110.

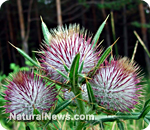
4,71,57,117
90,57,143,112
39,24,101,83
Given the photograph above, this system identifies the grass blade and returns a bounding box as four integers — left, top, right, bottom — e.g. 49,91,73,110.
134,31,150,58
111,11,118,56
131,41,138,62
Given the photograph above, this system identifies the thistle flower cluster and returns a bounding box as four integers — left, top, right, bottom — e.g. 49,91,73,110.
4,71,57,117
3,23,144,121
39,24,143,112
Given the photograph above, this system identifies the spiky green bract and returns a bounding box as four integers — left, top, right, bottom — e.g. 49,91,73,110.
39,24,102,83
90,57,143,112
8,42,40,67
91,15,109,49
41,17,51,45
4,71,57,119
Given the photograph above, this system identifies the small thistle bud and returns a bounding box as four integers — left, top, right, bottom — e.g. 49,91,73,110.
4,71,57,119
63,84,89,103
39,24,101,83
90,57,143,112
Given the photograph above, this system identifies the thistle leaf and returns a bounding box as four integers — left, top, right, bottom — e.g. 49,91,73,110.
92,15,109,49
144,98,150,108
91,38,119,77
56,69,68,79
39,75,70,88
117,121,124,130
69,53,80,91
91,45,111,76
17,47,40,67
144,117,150,124
53,99,72,114
99,121,105,130
44,100,72,129
79,61,84,73
86,81,96,109
41,16,51,45
33,108,40,120
45,62,68,79
33,108,40,115
64,64,69,72
84,120,99,127
9,42,40,67
139,105,150,119
139,98,150,119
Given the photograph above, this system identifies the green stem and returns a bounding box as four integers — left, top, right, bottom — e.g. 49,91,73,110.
94,114,150,122
76,92,85,114
73,87,86,130
75,121,85,130
95,115,138,122
87,108,96,115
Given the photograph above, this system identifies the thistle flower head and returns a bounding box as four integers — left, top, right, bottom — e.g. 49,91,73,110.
4,71,57,117
90,57,143,112
39,24,101,83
